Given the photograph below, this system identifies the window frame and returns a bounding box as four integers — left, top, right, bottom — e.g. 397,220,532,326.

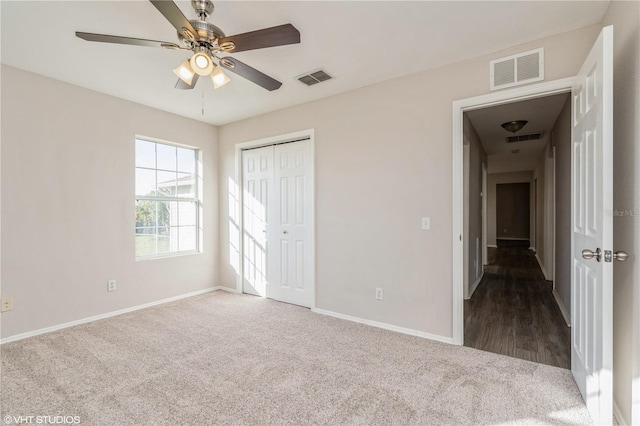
134,135,202,260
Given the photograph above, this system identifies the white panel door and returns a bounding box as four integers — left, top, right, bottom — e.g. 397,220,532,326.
242,146,273,297
268,140,314,308
571,25,613,425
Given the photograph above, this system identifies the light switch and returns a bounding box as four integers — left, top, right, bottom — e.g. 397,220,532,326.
422,217,431,230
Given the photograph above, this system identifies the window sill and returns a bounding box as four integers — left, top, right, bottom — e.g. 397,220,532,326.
135,250,202,262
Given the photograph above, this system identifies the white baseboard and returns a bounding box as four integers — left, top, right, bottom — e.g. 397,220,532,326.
0,287,217,345
614,400,628,426
535,253,551,280
213,286,241,294
467,271,484,299
552,288,571,327
487,244,498,248
311,307,453,345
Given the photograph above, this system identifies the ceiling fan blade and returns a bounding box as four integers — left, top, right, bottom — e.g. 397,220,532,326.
76,32,182,49
149,0,199,41
218,24,300,53
218,57,282,91
175,74,199,90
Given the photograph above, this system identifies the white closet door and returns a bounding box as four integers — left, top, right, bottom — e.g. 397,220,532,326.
242,145,273,297
268,140,314,307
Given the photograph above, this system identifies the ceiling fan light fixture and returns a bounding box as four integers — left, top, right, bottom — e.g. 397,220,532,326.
501,120,528,133
210,66,231,89
173,60,195,85
190,51,214,76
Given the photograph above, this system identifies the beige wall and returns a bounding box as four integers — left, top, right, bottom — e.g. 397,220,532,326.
463,115,487,298
602,1,640,424
0,66,219,339
552,97,572,324
218,25,600,338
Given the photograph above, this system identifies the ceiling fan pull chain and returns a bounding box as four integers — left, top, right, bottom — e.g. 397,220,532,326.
201,86,205,116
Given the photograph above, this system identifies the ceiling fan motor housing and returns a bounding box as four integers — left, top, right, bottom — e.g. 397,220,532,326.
176,1,224,49
181,20,225,48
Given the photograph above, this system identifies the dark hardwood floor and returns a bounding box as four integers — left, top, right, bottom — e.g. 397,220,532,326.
464,240,571,369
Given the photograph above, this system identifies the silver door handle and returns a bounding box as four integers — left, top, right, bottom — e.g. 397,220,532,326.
283,230,288,234
582,248,602,262
613,251,629,262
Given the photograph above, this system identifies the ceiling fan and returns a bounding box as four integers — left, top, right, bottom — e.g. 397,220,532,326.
76,0,300,91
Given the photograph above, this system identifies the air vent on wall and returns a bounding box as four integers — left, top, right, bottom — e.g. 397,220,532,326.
490,48,544,91
506,132,544,143
296,69,333,86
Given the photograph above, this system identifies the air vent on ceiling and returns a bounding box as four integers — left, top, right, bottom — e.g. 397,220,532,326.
296,69,333,86
506,132,544,143
490,48,544,91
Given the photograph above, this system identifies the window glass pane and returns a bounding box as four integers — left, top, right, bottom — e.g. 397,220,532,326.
157,201,174,228
177,147,195,173
169,226,179,253
135,227,156,257
157,171,177,197
179,226,196,251
178,202,196,226
136,199,157,228
135,140,156,169
157,144,177,171
157,226,171,254
176,173,196,198
135,168,156,197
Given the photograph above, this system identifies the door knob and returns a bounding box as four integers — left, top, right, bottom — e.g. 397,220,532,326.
582,248,602,262
613,251,629,262
283,230,288,234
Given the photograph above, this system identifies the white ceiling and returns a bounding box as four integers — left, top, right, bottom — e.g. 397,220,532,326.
1,1,609,126
466,93,570,173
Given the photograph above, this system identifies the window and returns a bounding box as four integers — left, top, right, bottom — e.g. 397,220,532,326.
135,138,200,258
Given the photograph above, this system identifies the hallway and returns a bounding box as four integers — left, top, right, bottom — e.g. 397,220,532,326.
464,241,570,369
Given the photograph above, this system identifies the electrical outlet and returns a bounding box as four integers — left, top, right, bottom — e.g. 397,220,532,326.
421,217,431,230
375,288,383,300
107,280,117,292
1,298,13,312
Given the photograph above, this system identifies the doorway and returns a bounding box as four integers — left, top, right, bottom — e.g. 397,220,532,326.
453,26,614,424
496,182,530,243
452,78,576,347
460,93,570,369
236,130,316,309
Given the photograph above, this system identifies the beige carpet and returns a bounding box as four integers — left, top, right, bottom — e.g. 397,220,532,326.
1,291,592,425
